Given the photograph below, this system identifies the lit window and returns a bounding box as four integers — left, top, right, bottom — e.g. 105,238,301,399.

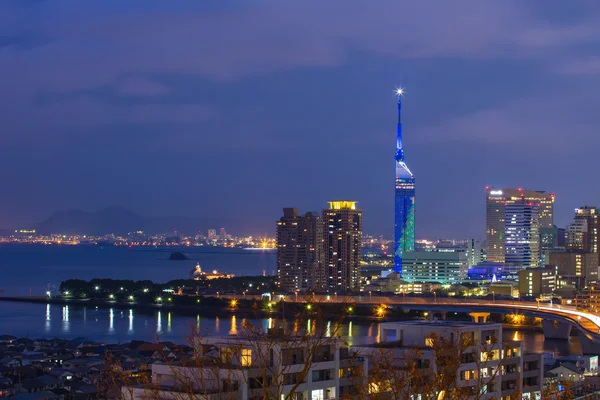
241,349,252,366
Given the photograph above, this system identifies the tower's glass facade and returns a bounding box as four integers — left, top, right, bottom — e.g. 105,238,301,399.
394,93,415,274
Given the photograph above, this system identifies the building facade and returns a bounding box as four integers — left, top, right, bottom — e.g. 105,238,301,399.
363,272,442,294
354,321,543,400
576,285,600,315
322,201,362,292
402,251,468,284
123,336,366,400
394,90,415,275
486,188,554,263
566,206,600,253
549,252,599,289
504,202,541,269
466,239,483,268
518,266,556,298
276,208,323,292
540,226,566,266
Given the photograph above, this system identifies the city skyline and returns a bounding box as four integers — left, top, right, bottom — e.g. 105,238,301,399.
2,1,600,238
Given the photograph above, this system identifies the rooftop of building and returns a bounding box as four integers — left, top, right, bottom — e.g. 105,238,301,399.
327,201,358,210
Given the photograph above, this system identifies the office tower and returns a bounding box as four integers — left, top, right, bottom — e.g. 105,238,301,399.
402,251,468,284
566,206,600,253
486,188,554,263
322,201,362,292
207,229,217,241
504,201,541,269
466,239,483,268
276,208,323,292
394,89,415,274
219,228,227,241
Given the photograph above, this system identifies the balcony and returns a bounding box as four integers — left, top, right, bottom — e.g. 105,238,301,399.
312,369,334,383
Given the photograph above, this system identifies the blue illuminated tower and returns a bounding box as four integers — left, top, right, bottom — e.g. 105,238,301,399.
394,89,415,274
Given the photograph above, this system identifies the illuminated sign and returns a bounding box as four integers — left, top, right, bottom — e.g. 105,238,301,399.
489,190,503,196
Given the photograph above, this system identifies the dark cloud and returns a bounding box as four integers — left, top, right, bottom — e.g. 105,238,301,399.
1,1,600,237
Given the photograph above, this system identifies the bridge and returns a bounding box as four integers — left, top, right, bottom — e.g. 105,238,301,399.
219,293,600,354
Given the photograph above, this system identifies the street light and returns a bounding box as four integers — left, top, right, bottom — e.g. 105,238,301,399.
95,286,99,291
46,291,51,297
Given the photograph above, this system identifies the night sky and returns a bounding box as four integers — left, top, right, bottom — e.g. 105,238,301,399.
2,0,600,238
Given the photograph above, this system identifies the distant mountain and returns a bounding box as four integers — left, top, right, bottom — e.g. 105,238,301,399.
33,206,242,236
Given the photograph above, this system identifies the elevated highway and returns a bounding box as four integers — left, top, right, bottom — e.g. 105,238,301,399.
220,293,600,353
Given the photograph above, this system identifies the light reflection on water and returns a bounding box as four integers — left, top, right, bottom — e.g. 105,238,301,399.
3,302,582,355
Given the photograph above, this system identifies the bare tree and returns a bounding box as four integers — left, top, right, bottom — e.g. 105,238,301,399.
116,304,361,400
348,328,543,400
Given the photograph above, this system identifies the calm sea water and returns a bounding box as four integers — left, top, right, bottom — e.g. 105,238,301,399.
0,244,276,296
0,245,583,355
0,301,582,355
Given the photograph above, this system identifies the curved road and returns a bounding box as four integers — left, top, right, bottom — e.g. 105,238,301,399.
222,293,600,335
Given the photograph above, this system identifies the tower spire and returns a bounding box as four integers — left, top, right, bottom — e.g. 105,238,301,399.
395,88,404,162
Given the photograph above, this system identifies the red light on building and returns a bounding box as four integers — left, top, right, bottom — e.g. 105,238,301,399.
550,193,555,197
518,188,522,191
486,186,489,190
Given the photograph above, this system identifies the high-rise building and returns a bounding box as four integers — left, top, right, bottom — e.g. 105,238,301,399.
504,201,541,269
219,228,227,241
276,208,323,292
485,188,554,263
394,89,415,275
402,251,468,284
540,226,566,266
566,206,600,253
322,201,362,292
466,239,483,268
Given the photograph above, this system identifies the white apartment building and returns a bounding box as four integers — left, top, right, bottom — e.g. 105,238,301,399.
122,334,366,400
353,320,544,400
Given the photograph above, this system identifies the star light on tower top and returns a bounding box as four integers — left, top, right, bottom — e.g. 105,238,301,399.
396,88,404,96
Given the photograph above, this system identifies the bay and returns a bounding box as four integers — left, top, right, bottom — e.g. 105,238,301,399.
0,244,276,296
0,244,584,356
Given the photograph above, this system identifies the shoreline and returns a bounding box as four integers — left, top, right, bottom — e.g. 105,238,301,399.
0,296,544,333
0,296,391,323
